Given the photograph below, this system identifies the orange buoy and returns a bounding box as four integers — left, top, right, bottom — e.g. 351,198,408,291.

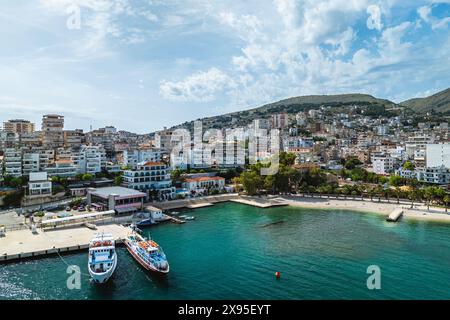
275,271,280,279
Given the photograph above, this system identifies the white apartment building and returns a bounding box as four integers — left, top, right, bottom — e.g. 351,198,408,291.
417,167,450,185
426,144,450,168
22,153,40,175
122,149,162,168
394,168,417,179
27,172,52,197
77,145,106,174
405,134,434,158
122,161,175,200
4,148,22,177
46,160,78,178
371,152,395,175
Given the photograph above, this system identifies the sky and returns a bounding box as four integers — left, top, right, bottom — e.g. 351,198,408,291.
0,0,449,133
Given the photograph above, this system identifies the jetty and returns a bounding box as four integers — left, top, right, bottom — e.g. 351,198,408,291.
0,224,128,263
386,208,404,222
164,214,186,224
230,197,288,208
186,202,213,209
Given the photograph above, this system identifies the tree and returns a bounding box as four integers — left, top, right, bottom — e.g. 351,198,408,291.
2,191,23,208
444,195,450,214
424,186,435,211
114,175,123,186
408,187,420,208
81,173,94,181
403,161,414,171
231,177,241,192
389,175,403,187
344,157,362,170
240,171,263,195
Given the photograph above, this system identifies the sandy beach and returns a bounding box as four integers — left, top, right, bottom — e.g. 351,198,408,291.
279,195,450,223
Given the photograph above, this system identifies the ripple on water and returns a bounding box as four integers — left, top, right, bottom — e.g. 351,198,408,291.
2,202,450,299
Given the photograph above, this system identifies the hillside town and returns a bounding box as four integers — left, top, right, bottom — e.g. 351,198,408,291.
1,104,450,214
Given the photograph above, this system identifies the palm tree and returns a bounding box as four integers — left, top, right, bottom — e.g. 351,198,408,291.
408,186,417,208
367,187,375,202
375,185,383,202
444,195,450,214
424,187,435,211
394,187,401,204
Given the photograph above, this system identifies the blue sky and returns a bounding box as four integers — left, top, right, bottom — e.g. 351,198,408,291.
0,0,449,133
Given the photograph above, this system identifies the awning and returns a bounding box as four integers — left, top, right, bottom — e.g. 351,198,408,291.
115,206,137,214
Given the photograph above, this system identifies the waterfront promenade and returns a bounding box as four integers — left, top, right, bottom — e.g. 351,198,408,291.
280,194,450,223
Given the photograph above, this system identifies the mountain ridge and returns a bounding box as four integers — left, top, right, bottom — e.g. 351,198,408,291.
400,88,450,114
168,88,449,131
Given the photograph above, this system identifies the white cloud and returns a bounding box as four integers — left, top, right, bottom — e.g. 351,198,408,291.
418,5,450,30
159,68,235,102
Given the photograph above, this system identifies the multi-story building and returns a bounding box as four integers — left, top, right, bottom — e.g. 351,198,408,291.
45,160,78,178
41,114,64,148
3,119,35,134
77,145,106,174
20,131,42,147
122,161,175,200
426,144,450,168
417,167,450,185
22,153,41,176
122,148,162,169
270,113,288,129
155,129,174,152
3,148,22,177
86,127,116,156
64,129,85,149
371,152,395,175
27,172,52,197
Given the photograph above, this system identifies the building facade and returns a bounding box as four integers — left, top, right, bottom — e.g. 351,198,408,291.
122,161,175,200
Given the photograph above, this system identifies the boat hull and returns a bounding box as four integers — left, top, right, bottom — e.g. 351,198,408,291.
88,253,117,284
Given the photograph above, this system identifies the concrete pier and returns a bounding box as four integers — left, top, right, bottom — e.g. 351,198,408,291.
386,208,404,222
230,197,289,208
0,224,129,263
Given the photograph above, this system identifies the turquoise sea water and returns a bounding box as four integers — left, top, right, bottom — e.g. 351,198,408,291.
2,202,450,300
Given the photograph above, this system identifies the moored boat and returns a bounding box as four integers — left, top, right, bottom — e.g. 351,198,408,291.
124,226,169,274
88,233,117,283
136,218,158,228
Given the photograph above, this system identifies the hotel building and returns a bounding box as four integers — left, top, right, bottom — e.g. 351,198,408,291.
122,161,175,201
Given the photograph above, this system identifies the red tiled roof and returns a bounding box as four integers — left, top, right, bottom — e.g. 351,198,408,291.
184,176,225,182
141,161,165,166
